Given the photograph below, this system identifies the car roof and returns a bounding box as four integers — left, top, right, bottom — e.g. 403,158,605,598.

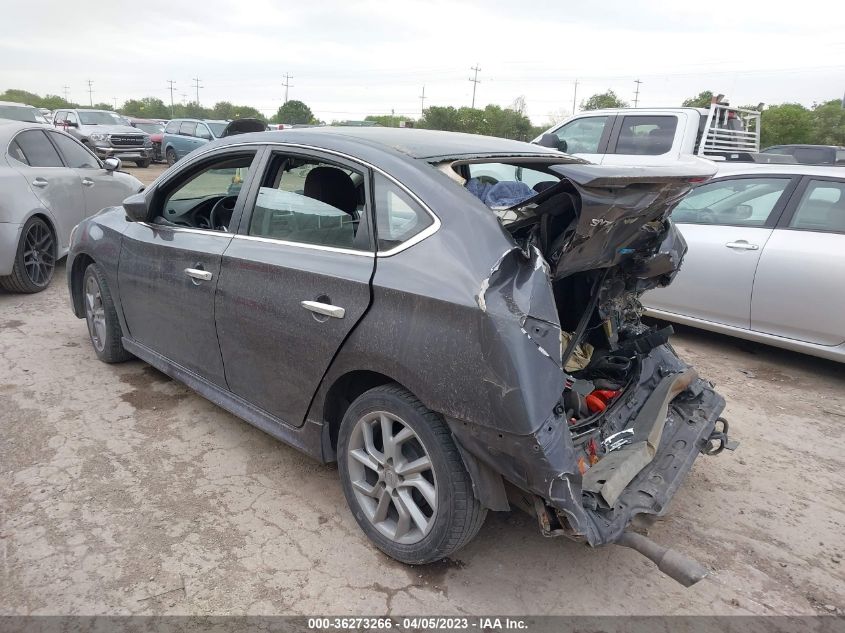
763,144,844,150
212,126,565,161
714,162,845,178
0,101,36,107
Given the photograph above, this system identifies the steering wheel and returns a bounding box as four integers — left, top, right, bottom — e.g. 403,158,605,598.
697,207,716,224
209,195,237,231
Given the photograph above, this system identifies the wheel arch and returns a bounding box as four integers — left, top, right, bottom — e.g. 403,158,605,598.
69,252,96,318
317,369,508,511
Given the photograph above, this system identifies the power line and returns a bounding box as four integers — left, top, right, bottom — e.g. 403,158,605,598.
633,79,643,107
419,85,426,116
191,77,203,105
282,73,293,104
86,80,93,107
166,80,176,117
469,63,481,109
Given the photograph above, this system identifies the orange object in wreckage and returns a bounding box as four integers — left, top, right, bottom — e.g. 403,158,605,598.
585,389,621,413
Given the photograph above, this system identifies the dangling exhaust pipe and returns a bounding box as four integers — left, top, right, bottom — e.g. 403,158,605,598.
616,531,709,587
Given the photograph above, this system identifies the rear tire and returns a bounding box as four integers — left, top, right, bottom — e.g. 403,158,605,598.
338,384,486,564
0,216,56,293
82,263,132,363
135,158,151,168
165,148,177,166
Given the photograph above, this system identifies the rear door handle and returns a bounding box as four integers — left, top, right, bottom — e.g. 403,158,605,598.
300,300,345,319
725,240,759,251
32,178,48,188
82,177,94,187
184,267,213,281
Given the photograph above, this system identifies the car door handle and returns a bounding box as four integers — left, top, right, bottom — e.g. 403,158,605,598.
725,241,759,251
82,178,94,187
32,178,48,188
184,267,213,281
300,300,345,319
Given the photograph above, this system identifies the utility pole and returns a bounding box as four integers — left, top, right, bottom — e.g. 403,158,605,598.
282,73,293,104
166,80,176,117
191,77,203,105
633,79,642,108
86,80,94,106
62,85,70,103
469,64,481,109
419,85,426,117
572,79,579,114
112,97,118,110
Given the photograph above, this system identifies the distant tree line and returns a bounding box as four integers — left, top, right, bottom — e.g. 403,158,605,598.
4,87,842,147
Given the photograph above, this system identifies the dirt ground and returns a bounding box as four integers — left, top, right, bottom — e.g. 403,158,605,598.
1,163,844,616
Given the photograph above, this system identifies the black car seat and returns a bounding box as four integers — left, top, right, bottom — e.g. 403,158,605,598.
301,166,369,249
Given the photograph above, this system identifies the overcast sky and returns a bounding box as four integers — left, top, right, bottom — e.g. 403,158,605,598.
2,0,843,124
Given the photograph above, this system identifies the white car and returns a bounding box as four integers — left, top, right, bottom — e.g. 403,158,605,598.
0,120,142,293
643,163,845,362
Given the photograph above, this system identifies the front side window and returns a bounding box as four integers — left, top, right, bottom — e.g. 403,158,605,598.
161,154,255,230
672,177,791,226
53,111,67,124
195,124,212,140
12,130,63,167
373,173,433,251
554,116,609,154
248,155,370,251
613,115,678,155
164,120,180,134
49,132,99,168
789,180,845,232
66,112,79,125
179,121,196,136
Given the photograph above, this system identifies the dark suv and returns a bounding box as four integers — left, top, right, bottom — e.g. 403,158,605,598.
66,127,731,585
53,109,153,167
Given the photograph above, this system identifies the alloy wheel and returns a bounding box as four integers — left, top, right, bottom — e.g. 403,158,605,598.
23,221,54,287
84,274,106,352
347,411,438,545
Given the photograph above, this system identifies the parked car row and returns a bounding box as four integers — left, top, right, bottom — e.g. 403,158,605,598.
0,120,142,292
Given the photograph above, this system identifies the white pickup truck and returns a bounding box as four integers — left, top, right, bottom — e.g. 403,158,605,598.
534,103,764,165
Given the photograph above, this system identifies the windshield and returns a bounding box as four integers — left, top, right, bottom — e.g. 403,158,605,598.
78,111,124,125
207,122,227,137
134,122,164,134
0,105,40,122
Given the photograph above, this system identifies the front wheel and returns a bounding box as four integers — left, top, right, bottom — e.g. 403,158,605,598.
135,158,151,168
82,263,132,363
165,148,177,166
338,384,486,564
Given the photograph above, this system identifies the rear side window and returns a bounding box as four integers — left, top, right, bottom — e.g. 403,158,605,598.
13,130,64,167
179,121,196,136
8,140,29,164
613,115,678,155
165,120,180,134
249,155,370,251
373,173,433,251
789,180,845,232
49,132,99,168
672,177,791,226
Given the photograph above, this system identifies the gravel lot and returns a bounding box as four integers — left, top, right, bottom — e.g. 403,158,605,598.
1,163,843,616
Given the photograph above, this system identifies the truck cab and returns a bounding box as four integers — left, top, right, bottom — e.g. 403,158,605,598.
536,104,761,166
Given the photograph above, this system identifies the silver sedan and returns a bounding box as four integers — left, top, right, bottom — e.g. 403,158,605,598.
0,120,142,292
643,163,845,362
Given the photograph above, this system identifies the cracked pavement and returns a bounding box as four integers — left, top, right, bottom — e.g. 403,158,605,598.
1,165,843,616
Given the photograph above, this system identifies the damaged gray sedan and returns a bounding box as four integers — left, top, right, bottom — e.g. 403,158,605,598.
66,127,733,585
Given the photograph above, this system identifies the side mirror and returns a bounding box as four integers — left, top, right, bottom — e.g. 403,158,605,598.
103,157,121,171
123,192,149,222
537,133,567,153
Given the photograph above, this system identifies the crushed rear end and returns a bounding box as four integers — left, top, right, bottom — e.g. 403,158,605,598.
446,158,735,585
